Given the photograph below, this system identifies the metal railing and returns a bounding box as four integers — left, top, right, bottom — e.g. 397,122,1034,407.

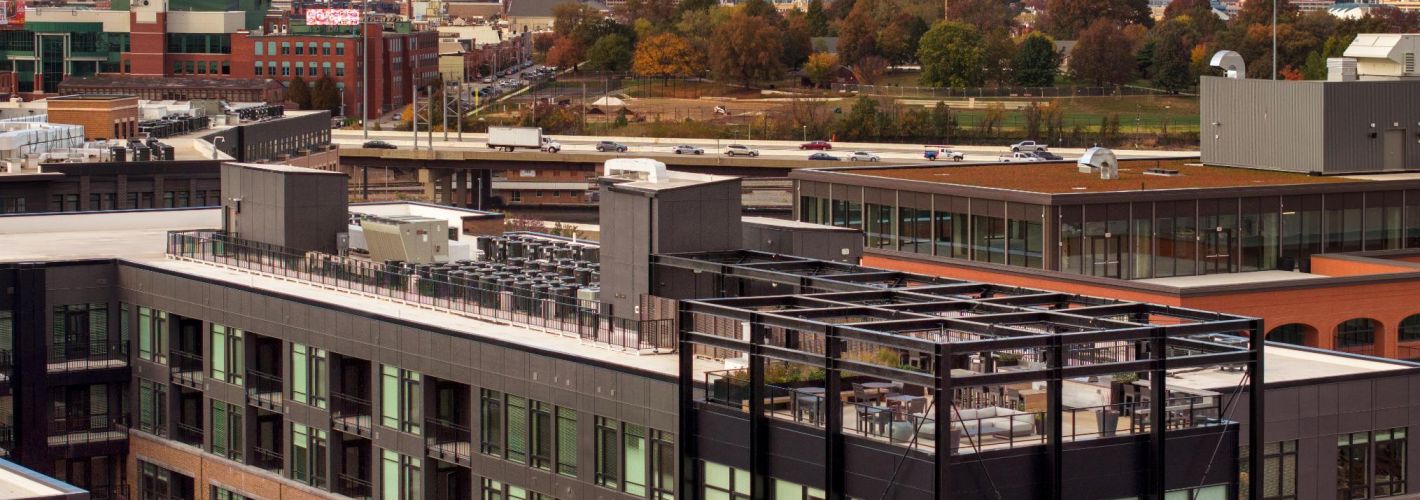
175,421,203,446
336,472,373,499
170,349,204,386
168,230,675,352
246,368,283,408
46,341,128,373
49,414,128,446
252,445,284,472
425,417,472,463
331,392,373,434
828,83,1190,99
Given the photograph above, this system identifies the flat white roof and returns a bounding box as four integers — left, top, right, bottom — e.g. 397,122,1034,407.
1169,344,1412,392
1135,270,1326,288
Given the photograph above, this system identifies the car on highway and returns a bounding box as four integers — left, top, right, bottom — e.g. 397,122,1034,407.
923,147,965,161
481,77,494,84
848,151,880,162
595,141,629,153
724,144,759,157
1009,140,1048,153
800,140,833,150
362,140,397,149
808,152,840,161
1031,151,1065,161
999,152,1044,162
672,144,704,155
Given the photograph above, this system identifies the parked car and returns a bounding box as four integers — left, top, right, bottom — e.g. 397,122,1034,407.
1031,151,1064,161
724,144,759,157
800,140,833,150
999,152,1044,162
481,77,494,84
672,144,705,155
362,140,397,149
923,147,965,161
808,152,840,161
1009,140,1048,153
596,141,629,153
848,151,880,162
391,113,403,121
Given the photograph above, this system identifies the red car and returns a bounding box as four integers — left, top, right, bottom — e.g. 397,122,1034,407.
799,140,832,150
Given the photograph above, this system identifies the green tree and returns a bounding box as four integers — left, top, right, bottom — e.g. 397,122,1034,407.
1301,33,1354,80
917,21,985,87
311,74,342,114
585,34,634,71
805,0,829,36
1012,32,1060,86
946,0,1014,30
782,14,814,67
709,11,784,86
930,101,957,141
288,75,312,110
1150,22,1194,91
1070,20,1136,86
837,96,884,140
803,51,839,88
676,0,717,14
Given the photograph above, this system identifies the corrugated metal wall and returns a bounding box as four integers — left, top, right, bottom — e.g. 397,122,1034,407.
1200,77,1326,173
1323,80,1420,173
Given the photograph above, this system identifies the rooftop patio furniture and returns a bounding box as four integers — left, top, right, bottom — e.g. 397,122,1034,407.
954,406,1034,438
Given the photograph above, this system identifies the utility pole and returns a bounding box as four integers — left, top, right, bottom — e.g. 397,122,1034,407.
1272,0,1278,80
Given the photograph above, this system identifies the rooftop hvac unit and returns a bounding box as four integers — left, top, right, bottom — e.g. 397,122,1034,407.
1077,147,1119,180
1210,50,1246,79
1328,57,1359,82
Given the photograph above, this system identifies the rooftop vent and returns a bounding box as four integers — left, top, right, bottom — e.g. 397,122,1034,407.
1143,168,1181,177
1077,147,1118,180
1210,50,1246,79
1328,57,1358,82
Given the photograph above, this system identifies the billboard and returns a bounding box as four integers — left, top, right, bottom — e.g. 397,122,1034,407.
306,8,360,26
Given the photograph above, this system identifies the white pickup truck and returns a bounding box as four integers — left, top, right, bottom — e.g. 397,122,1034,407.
999,152,1044,162
1009,140,1048,153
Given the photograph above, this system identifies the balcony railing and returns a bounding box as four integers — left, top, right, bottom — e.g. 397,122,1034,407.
252,445,284,472
49,414,128,447
425,417,472,465
246,368,283,409
168,230,675,353
336,472,373,499
170,350,204,387
175,421,203,447
0,349,13,382
47,341,128,373
332,392,373,435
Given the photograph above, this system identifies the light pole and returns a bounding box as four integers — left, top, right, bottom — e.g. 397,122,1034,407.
1272,0,1278,80
802,125,807,142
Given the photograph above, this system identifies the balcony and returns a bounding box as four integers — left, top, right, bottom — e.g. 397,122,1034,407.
331,392,373,436
175,421,203,448
246,369,283,410
425,417,472,466
335,472,373,499
170,350,203,388
252,445,284,473
47,343,127,373
49,414,128,447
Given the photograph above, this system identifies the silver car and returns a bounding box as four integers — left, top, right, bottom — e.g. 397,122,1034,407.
724,144,759,157
672,144,704,155
849,151,880,162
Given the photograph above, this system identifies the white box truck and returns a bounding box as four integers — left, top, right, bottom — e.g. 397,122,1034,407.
487,126,561,152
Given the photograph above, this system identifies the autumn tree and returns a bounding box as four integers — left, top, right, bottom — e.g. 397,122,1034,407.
288,76,312,110
1040,0,1151,39
552,1,601,37
803,51,839,88
917,21,985,87
981,28,1017,83
585,34,633,71
632,33,703,79
1162,0,1210,19
312,75,342,114
782,14,815,67
1070,20,1136,86
946,0,1015,30
545,35,584,68
616,0,677,26
1012,32,1060,86
835,0,878,64
852,55,889,85
709,11,784,87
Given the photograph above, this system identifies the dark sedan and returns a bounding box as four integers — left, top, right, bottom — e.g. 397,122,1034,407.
808,152,840,161
799,140,833,150
362,140,398,149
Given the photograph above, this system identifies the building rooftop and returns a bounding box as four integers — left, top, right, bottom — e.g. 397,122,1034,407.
0,457,86,499
1171,343,1414,391
815,159,1360,194
58,75,284,91
227,161,345,175
46,93,136,101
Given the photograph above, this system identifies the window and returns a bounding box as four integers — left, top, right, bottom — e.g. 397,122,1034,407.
1401,315,1420,342
380,365,421,434
1339,429,1408,499
1164,485,1228,500
381,450,420,500
556,407,577,476
1267,324,1312,346
209,324,243,385
137,306,167,363
506,395,528,464
336,43,345,56
703,461,750,500
511,192,522,202
138,379,167,436
481,478,554,500
531,401,553,470
651,430,676,499
51,303,107,362
774,479,825,500
322,42,330,55
290,423,328,488
280,42,290,55
254,41,263,56
290,343,328,409
1261,440,1297,500
624,424,647,495
480,389,504,456
139,460,195,500
210,400,243,462
1376,428,1408,497
254,63,263,76
212,485,252,500
595,417,619,488
1336,318,1379,350
336,62,345,77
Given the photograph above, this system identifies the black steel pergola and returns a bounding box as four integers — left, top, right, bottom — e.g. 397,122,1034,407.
662,250,1264,500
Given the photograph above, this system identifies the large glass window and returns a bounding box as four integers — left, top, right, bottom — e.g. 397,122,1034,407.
1060,206,1083,274
210,400,243,462
865,203,893,249
380,365,421,435
480,389,503,456
1280,195,1323,272
1400,315,1420,342
1240,197,1280,272
1198,198,1238,275
1366,191,1405,251
897,193,930,254
138,379,167,437
1261,440,1297,500
1327,193,1364,254
381,450,420,500
1338,429,1408,499
933,197,968,259
651,430,676,499
774,479,826,500
1376,428,1408,497
290,343,327,409
1340,432,1370,499
530,401,553,470
1266,324,1312,346
290,423,328,488
139,460,195,500
209,324,243,385
506,395,528,464
1336,318,1379,350
137,306,167,363
703,461,750,500
595,416,619,488
623,424,647,496
557,407,578,476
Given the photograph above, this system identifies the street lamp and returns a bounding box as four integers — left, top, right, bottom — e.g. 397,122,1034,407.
803,125,807,142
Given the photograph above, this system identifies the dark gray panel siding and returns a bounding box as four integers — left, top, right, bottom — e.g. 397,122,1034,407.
1200,77,1326,173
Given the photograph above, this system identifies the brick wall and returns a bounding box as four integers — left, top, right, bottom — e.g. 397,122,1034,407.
128,432,333,500
47,97,140,140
